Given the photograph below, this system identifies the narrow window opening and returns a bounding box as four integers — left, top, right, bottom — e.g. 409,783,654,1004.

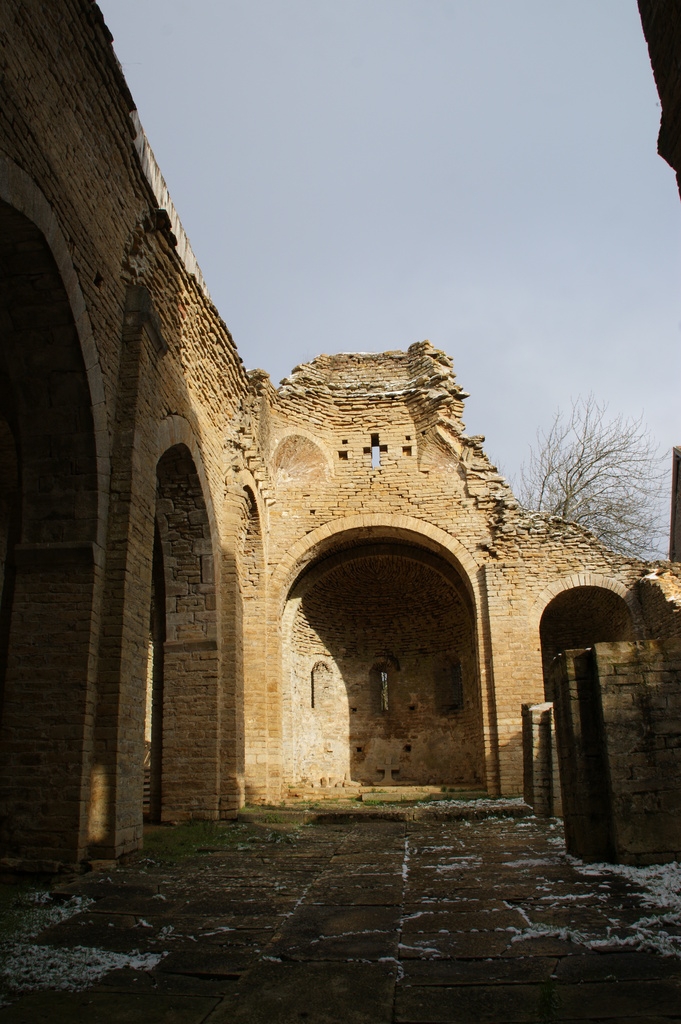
371,433,381,468
450,661,464,711
310,669,315,709
403,446,412,457
380,669,389,712
338,450,348,460
370,658,398,714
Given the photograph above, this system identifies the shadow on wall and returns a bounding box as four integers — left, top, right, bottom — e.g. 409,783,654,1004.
0,201,100,863
540,586,635,701
551,640,681,865
285,541,485,791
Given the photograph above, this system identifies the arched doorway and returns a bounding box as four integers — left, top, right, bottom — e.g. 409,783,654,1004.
283,541,484,791
540,585,635,699
0,199,101,860
238,487,267,803
146,443,220,821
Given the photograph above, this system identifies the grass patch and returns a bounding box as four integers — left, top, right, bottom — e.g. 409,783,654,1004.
140,820,304,863
141,820,244,862
0,882,43,945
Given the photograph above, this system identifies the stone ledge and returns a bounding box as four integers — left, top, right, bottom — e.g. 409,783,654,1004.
237,799,531,825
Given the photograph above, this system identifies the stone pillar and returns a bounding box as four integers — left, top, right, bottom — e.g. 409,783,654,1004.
89,286,166,859
161,639,221,819
0,542,101,864
218,531,244,815
552,642,681,863
483,563,545,796
551,648,615,862
522,701,562,818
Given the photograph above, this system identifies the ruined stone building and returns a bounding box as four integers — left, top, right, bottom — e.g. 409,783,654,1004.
0,1,680,870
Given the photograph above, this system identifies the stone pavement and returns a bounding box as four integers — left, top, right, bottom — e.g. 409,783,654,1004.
0,813,680,1022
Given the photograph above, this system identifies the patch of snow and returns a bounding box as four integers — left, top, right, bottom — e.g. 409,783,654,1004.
0,944,164,995
510,923,590,947
502,859,553,868
570,859,681,915
378,955,404,980
402,836,410,883
426,797,527,810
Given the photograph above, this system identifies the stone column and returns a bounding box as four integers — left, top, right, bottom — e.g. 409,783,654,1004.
0,541,101,864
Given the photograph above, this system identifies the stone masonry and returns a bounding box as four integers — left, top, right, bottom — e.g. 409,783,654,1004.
0,0,680,868
551,640,681,866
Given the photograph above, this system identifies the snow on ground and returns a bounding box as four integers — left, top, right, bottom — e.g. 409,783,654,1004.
426,797,527,810
506,827,681,959
1,943,164,997
0,890,164,1004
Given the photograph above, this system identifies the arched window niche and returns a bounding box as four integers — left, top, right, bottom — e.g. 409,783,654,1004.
369,656,400,714
310,661,331,709
437,657,464,714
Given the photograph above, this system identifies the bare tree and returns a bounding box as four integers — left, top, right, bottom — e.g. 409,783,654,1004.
516,395,668,559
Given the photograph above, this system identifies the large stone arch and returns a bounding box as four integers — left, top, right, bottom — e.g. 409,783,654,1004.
0,176,106,863
273,517,494,797
148,440,221,821
271,514,483,612
530,574,641,700
90,408,223,853
529,572,643,634
0,154,110,532
154,415,222,605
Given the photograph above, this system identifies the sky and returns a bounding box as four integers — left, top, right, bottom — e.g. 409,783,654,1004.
98,0,680,545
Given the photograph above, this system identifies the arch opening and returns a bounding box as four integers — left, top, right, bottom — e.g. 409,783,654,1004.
145,443,220,821
0,200,100,860
283,541,484,791
539,585,635,700
238,487,268,802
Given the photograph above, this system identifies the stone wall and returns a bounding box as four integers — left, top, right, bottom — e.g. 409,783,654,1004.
551,641,681,865
260,348,663,802
0,0,680,867
284,547,483,791
0,0,250,863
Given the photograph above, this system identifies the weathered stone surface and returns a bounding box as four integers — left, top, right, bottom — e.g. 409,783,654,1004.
0,992,219,1024
1,816,680,1021
552,640,681,864
0,0,680,886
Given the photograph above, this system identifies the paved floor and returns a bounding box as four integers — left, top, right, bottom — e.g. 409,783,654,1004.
0,814,680,1022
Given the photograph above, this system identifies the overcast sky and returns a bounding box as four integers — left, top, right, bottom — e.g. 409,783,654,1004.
98,0,680,540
